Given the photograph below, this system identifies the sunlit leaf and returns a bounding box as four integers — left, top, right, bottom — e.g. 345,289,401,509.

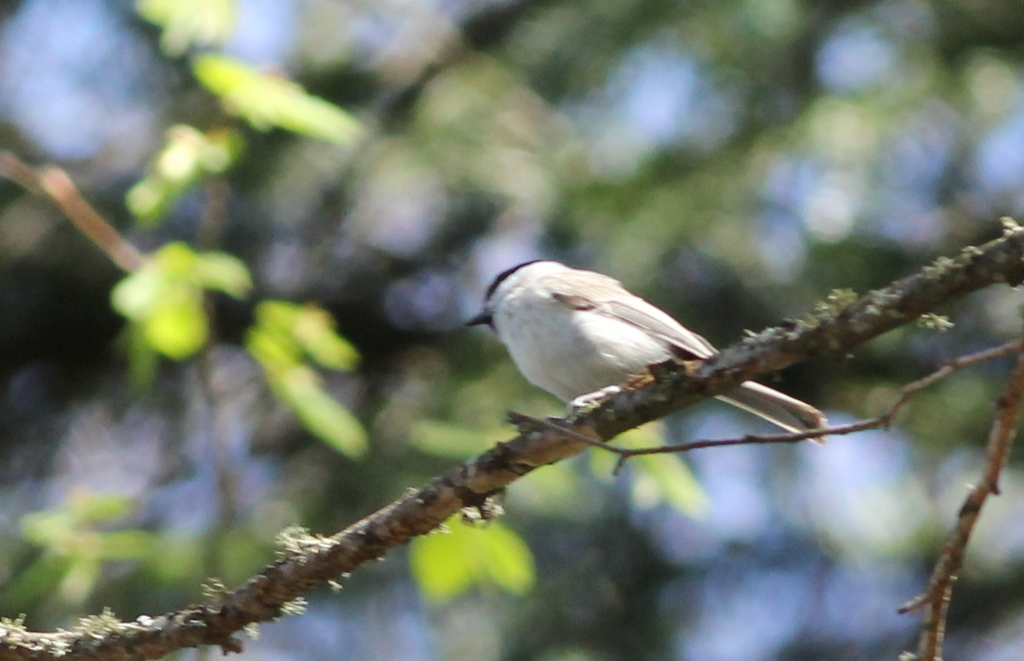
271,366,368,458
256,299,302,327
194,251,252,297
410,518,535,602
410,527,475,601
137,0,236,55
246,301,366,457
249,301,358,369
154,241,200,277
110,264,167,319
23,493,138,547
246,325,301,370
126,125,243,225
142,287,208,359
291,306,360,370
111,243,251,360
476,522,535,595
21,511,76,547
193,55,362,143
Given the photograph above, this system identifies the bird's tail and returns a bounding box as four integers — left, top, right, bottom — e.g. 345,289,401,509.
716,381,827,438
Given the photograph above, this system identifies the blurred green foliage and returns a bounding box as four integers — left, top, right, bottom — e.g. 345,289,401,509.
111,242,250,361
246,301,367,457
7,493,153,607
193,55,363,144
136,0,236,55
410,518,535,602
127,126,244,225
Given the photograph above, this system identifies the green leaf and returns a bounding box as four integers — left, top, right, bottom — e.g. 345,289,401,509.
137,0,236,55
478,522,536,595
270,366,368,457
290,305,359,370
192,55,362,143
154,241,201,277
0,553,72,606
249,301,358,369
19,492,153,597
410,518,535,602
142,287,208,359
246,325,301,370
246,300,366,457
21,510,76,547
126,125,243,225
194,251,252,298
110,263,168,319
111,244,251,360
410,526,476,601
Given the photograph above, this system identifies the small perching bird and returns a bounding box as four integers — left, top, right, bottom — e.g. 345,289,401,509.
467,260,827,434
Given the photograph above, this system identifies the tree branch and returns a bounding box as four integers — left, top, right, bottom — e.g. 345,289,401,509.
898,340,1024,661
2,222,1024,660
0,152,144,272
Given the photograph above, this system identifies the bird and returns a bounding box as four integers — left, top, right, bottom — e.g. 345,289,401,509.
467,260,827,434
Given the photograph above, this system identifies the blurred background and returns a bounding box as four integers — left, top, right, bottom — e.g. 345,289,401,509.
1,0,1024,659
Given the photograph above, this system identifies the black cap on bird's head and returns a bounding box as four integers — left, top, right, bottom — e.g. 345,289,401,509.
465,260,545,328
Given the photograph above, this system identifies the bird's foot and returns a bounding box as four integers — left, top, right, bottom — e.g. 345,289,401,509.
569,385,622,414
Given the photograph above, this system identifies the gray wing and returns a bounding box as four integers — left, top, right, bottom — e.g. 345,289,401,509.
546,272,718,359
544,268,827,436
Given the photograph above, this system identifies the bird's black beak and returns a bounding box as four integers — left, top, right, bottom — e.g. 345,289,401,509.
466,310,493,327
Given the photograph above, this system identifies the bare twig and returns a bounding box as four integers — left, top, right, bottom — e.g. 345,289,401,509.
512,339,1024,477
0,152,145,271
897,341,1024,661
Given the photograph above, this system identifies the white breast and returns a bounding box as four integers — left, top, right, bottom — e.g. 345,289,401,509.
493,286,672,401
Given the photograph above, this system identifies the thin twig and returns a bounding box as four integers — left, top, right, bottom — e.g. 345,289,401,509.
898,340,1024,661
511,339,1024,476
0,152,145,271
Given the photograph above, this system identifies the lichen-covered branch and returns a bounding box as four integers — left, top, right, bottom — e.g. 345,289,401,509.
2,223,1024,660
